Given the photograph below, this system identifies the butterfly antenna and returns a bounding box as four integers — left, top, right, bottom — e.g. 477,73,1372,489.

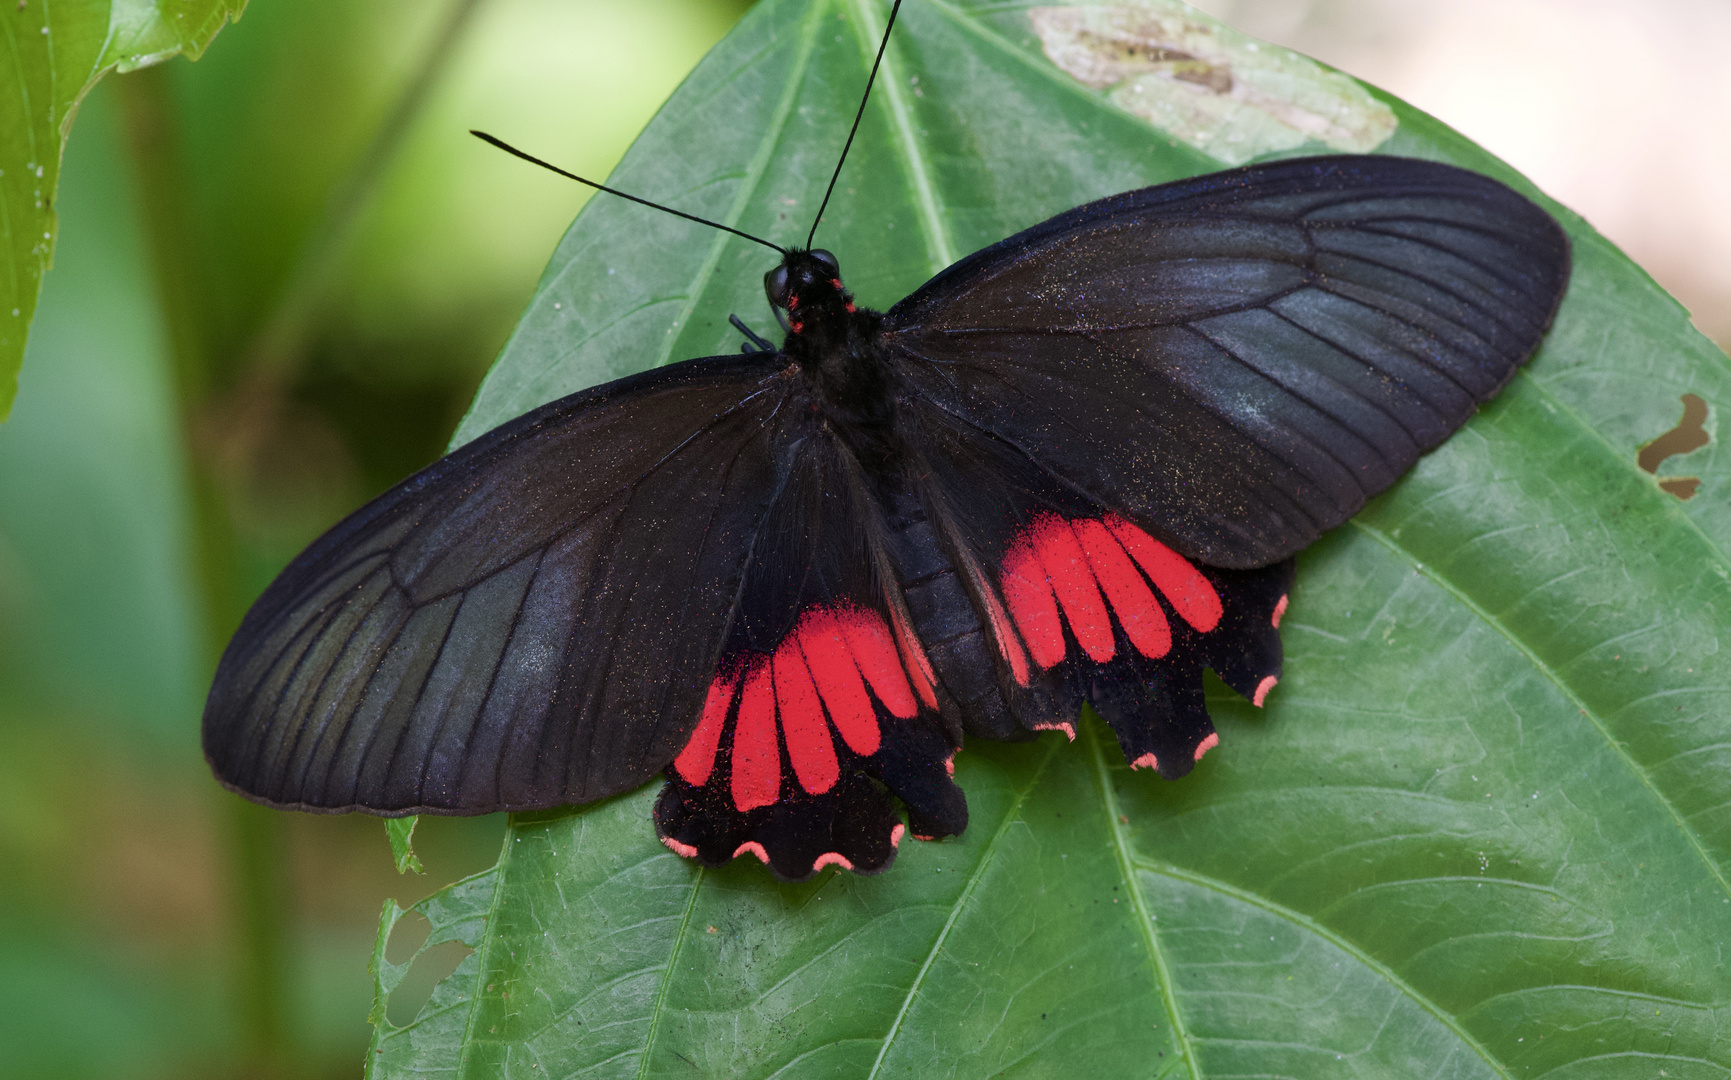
472,130,787,256
806,0,904,250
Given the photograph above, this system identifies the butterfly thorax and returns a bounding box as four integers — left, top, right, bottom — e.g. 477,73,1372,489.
768,251,900,473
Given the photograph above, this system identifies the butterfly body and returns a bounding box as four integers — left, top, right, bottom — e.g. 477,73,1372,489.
205,155,1569,881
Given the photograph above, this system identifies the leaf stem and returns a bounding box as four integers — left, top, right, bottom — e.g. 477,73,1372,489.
243,0,491,383
113,61,294,1077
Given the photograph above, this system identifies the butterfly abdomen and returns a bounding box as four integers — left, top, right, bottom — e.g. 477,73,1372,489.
884,492,1037,744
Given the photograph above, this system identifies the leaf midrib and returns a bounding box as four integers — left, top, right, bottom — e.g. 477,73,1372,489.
862,740,1061,1080
1084,719,1200,1080
649,2,828,371
847,0,955,274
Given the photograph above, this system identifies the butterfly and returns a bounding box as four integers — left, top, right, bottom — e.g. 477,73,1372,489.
201,11,1569,882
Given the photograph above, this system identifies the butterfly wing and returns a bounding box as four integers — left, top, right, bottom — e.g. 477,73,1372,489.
889,399,1292,775
880,155,1571,569
202,353,810,815
653,429,965,880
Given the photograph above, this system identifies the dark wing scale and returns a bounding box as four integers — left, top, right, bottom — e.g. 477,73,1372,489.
204,353,808,815
890,401,1291,778
653,433,965,880
882,155,1570,569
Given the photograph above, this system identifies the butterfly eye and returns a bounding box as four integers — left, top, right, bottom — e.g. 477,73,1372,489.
809,249,839,276
764,264,792,309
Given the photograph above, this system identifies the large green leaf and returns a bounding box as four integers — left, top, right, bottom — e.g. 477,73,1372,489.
369,0,1731,1074
0,0,245,420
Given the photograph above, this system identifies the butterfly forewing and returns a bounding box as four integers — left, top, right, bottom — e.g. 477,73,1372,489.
203,353,808,814
881,155,1570,569
204,153,1571,879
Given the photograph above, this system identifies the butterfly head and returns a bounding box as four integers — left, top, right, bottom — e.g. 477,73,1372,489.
765,249,855,335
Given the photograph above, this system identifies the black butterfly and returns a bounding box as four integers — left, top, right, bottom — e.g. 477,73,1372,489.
202,24,1569,882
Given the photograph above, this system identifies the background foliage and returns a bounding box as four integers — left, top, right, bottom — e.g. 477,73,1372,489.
0,0,1726,1078
365,1,1731,1076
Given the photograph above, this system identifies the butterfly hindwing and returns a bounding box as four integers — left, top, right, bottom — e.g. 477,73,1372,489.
653,431,966,880
890,400,1292,777
202,354,808,815
881,155,1570,569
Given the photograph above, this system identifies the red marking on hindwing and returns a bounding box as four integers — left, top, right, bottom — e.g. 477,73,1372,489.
887,600,939,710
1031,516,1116,662
662,836,699,859
1130,753,1159,771
733,841,770,864
1272,594,1288,628
890,823,906,847
1194,732,1219,761
813,852,854,871
1104,515,1222,632
958,546,1030,686
730,665,780,811
836,608,918,718
773,648,839,795
700,602,930,814
1073,518,1171,659
1253,676,1278,707
796,612,881,756
673,669,738,786
1001,534,1065,669
1033,721,1075,741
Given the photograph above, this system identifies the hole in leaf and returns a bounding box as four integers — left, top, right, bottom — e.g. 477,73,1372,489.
384,909,430,965
386,938,474,1027
1637,393,1709,499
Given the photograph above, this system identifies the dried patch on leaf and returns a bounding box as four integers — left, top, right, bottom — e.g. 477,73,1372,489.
1031,0,1396,164
1638,393,1710,500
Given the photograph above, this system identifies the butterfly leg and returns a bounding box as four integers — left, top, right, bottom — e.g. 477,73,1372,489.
729,313,778,354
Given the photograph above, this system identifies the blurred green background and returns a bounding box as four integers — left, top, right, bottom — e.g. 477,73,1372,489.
0,1,749,1076
0,0,1724,1077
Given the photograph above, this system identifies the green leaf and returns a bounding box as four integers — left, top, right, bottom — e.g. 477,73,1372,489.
374,0,1731,1074
388,817,425,876
0,0,245,421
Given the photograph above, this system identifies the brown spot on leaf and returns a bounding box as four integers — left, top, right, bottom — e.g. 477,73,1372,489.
1638,393,1709,500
